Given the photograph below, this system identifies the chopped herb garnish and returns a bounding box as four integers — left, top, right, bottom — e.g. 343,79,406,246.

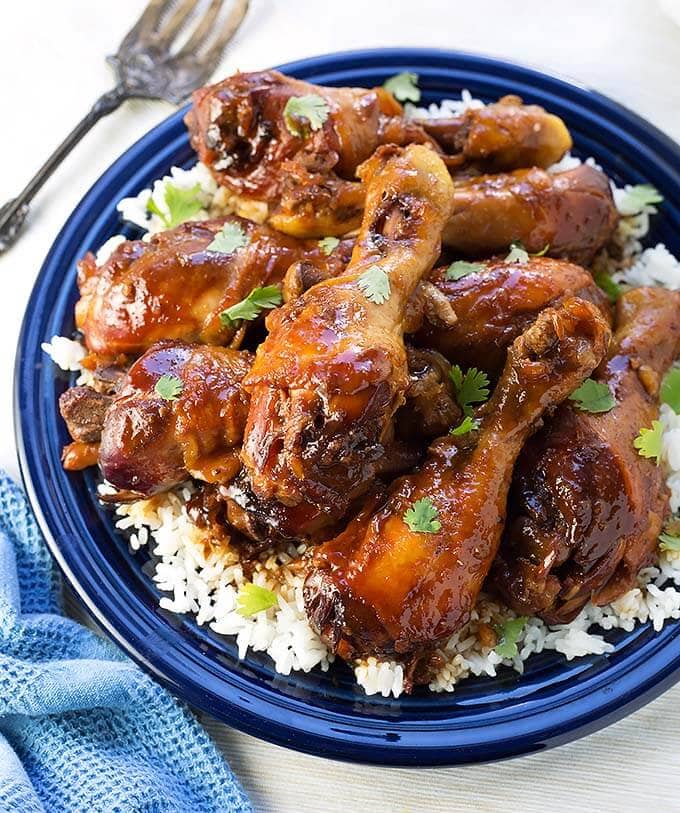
449,365,490,416
568,378,616,413
318,236,340,255
220,285,283,326
659,532,680,553
283,94,330,138
207,221,250,254
147,182,203,229
403,497,441,534
154,374,183,401
593,269,622,303
383,71,421,103
618,184,663,215
357,265,391,304
505,241,530,264
661,367,680,414
633,419,663,463
505,241,549,264
450,415,480,436
236,583,278,616
494,616,528,659
445,260,484,281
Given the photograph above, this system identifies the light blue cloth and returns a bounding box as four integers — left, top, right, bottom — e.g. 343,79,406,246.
0,472,252,813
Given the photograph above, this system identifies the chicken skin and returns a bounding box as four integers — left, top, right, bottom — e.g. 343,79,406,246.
76,216,350,357
186,71,572,238
99,342,252,496
418,94,572,171
493,287,680,623
443,165,618,264
304,298,611,667
283,252,611,378
186,70,433,238
240,144,455,523
413,256,611,375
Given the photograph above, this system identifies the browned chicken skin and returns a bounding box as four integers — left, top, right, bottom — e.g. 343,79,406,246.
304,298,611,668
186,71,573,239
240,144,455,523
418,94,572,171
99,342,252,496
76,216,348,356
492,287,680,623
186,70,433,238
443,165,618,264
413,256,612,375
283,252,612,379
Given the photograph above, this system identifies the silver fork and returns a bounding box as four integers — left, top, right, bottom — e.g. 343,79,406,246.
0,0,249,255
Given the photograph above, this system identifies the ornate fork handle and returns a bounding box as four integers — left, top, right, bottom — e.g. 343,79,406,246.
0,86,128,253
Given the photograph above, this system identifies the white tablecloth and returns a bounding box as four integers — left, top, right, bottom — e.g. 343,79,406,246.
2,1,679,809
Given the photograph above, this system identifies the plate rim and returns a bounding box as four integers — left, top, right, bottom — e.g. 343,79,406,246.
14,47,680,767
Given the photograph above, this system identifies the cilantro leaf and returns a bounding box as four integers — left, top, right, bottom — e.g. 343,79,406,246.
357,265,391,304
403,497,441,534
450,365,490,415
505,241,549,264
659,532,680,553
318,236,340,255
568,378,616,413
505,241,530,263
383,72,421,103
154,374,183,401
494,616,528,659
633,419,663,463
207,221,250,254
661,367,680,414
445,260,484,281
236,583,278,617
450,415,480,436
220,285,283,326
593,269,622,303
147,182,203,229
618,184,663,215
283,94,330,138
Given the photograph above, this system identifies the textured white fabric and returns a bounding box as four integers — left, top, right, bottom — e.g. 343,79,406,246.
3,1,680,809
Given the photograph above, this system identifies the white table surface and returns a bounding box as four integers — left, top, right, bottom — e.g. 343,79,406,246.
2,1,680,810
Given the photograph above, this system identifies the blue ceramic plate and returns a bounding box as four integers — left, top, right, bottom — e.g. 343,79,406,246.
15,49,680,766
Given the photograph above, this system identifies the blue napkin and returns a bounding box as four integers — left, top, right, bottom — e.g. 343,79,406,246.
0,472,252,813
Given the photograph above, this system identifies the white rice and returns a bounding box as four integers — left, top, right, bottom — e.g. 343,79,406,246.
44,92,680,698
95,234,126,266
41,335,86,371
117,162,218,234
616,244,680,291
117,161,268,236
404,88,485,119
104,482,332,677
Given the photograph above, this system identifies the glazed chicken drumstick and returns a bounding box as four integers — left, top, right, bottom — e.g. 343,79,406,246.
76,216,352,357
304,297,611,669
443,165,618,264
186,70,433,238
187,71,572,238
411,255,611,375
98,342,252,496
286,252,611,378
493,287,680,623
418,94,572,171
240,143,454,522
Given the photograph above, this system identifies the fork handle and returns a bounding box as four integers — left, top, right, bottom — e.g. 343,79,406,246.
0,86,127,254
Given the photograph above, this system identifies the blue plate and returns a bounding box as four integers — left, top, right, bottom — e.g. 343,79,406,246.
14,49,680,766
